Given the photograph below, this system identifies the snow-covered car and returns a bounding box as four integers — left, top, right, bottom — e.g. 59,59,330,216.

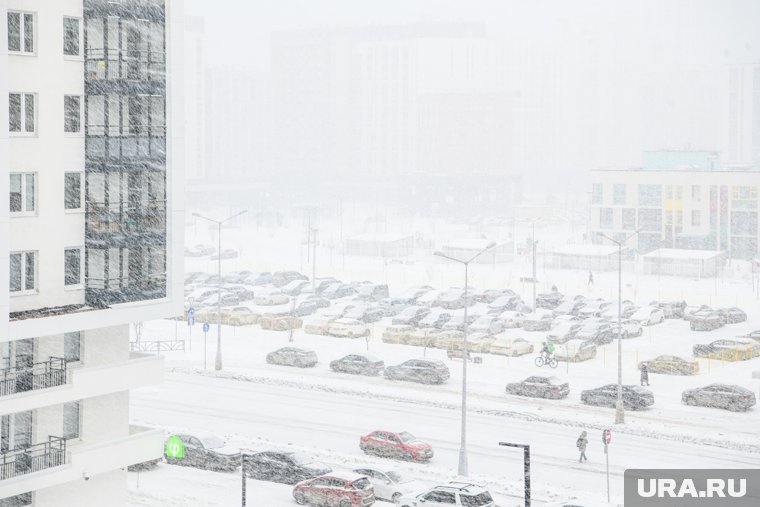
398,482,497,507
322,282,357,299
536,291,564,310
343,304,385,323
303,316,336,335
293,299,320,317
573,318,614,345
434,289,471,310
716,307,747,324
222,306,259,326
580,384,654,410
164,433,240,471
418,310,452,329
328,318,370,338
554,340,597,362
552,299,586,317
400,328,438,347
184,246,205,257
488,337,534,357
638,355,699,375
683,304,712,321
266,347,318,367
381,325,414,344
629,306,665,326
468,315,505,334
272,270,308,288
466,332,498,353
546,320,582,344
505,376,570,399
682,384,756,412
577,299,611,319
293,472,375,507
351,467,422,504
693,339,760,361
330,354,385,376
377,298,410,317
498,310,525,328
487,294,523,314
650,300,687,319
441,314,479,332
396,285,435,304
259,314,303,331
739,330,760,342
522,310,554,331
241,271,273,286
281,279,311,296
384,359,450,384
245,451,331,485
689,311,724,331
609,319,643,338
359,430,434,462
253,291,290,306
392,306,430,326
198,292,240,308
354,283,389,302
473,288,508,304
431,330,464,349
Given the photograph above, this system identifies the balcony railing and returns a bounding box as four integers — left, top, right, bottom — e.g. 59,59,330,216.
85,49,165,82
86,124,166,161
86,272,167,305
85,201,166,238
0,436,66,481
0,358,67,398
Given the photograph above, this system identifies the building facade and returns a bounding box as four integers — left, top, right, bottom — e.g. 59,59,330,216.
724,63,760,168
1,0,183,505
589,151,759,259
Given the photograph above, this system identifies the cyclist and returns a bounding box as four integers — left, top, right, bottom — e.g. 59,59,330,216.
540,341,555,361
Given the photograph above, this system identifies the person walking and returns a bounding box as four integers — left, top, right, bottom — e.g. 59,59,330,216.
576,431,589,463
588,271,594,287
640,363,650,386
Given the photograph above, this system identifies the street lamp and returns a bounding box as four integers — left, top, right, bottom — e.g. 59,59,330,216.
192,210,248,370
596,229,641,424
434,241,498,476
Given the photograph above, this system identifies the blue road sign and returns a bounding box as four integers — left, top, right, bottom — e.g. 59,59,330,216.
203,322,210,333
187,307,195,326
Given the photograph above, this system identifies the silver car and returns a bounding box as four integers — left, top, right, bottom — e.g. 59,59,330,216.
266,347,318,368
682,384,756,412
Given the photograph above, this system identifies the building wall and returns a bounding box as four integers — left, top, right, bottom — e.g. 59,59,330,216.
724,63,760,167
34,469,127,507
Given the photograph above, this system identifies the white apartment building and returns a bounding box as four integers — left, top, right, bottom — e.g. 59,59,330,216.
0,1,183,505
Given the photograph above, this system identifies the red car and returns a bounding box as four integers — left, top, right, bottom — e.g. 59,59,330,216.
293,471,375,507
359,430,434,462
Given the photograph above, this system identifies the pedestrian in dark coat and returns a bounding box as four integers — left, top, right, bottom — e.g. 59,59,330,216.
588,271,594,287
640,363,650,386
576,431,588,462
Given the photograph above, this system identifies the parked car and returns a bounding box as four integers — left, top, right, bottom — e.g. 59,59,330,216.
381,325,414,344
580,384,655,410
303,316,336,335
689,311,724,331
322,282,358,299
487,294,523,314
651,300,687,319
223,306,259,326
577,300,611,319
434,289,471,310
573,319,614,345
467,315,505,334
293,472,375,507
392,306,430,326
398,482,497,507
522,310,554,331
198,292,240,308
505,376,570,399
431,330,463,350
404,328,441,348
253,291,290,306
266,347,318,367
629,306,665,326
683,304,712,321
498,310,525,328
272,271,308,288
312,277,339,294
330,354,384,376
184,246,205,257
354,283,390,302
294,299,320,317
244,451,331,485
546,320,582,344
716,307,748,324
554,340,597,362
489,337,534,357
466,332,498,353
418,310,452,329
693,339,760,361
638,355,699,375
552,299,586,317
282,279,311,296
441,314,480,332
384,359,450,384
164,433,240,471
609,319,643,338
377,298,410,317
259,314,303,331
241,271,273,286
343,304,384,323
739,330,760,342
396,285,434,304
193,244,216,256
682,384,756,412
328,318,370,338
536,291,564,310
599,300,638,320
359,430,433,462
351,467,422,504
473,288,508,304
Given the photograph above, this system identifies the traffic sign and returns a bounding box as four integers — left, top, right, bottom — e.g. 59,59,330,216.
187,307,195,326
203,322,210,333
165,435,185,459
603,428,612,445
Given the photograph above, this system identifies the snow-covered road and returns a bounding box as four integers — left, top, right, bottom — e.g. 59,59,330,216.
130,371,760,506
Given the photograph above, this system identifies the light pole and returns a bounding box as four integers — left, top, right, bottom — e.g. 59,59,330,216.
192,210,248,371
532,222,538,311
434,241,497,476
597,229,640,424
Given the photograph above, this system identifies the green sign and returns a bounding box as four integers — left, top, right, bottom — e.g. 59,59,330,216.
165,435,185,459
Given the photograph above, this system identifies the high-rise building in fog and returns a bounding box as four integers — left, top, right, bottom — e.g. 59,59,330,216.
724,63,760,167
184,15,206,181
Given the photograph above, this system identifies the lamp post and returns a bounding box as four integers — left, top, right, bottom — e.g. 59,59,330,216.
192,210,248,371
434,241,497,476
597,229,640,424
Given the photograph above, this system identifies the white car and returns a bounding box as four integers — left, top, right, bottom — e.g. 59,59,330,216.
468,316,505,334
398,482,497,507
327,318,370,338
303,316,336,335
253,291,290,306
489,337,534,357
351,467,422,503
630,306,665,326
498,310,525,328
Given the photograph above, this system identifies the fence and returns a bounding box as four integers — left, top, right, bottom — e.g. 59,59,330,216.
0,436,66,481
129,340,185,354
0,358,67,397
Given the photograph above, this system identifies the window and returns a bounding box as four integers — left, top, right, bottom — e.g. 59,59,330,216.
63,401,80,439
64,248,82,286
599,208,613,229
9,173,35,213
9,93,35,133
0,492,32,507
7,11,34,53
423,491,456,503
63,17,80,56
64,96,82,133
64,172,82,210
692,185,701,202
613,184,626,205
638,184,662,207
591,183,603,205
638,209,662,232
692,210,701,227
64,332,81,362
622,208,636,230
9,251,36,293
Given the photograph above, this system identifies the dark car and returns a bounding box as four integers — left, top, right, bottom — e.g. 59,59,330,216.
293,472,375,507
266,347,318,367
244,451,332,484
359,430,433,462
716,307,747,324
164,433,241,471
384,359,450,384
505,376,570,399
682,384,756,412
330,354,385,376
391,306,430,326
580,384,654,410
294,300,320,317
536,291,564,310
273,271,309,288
574,319,614,345
689,312,724,331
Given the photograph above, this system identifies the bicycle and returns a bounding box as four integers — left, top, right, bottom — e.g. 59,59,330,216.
535,353,558,368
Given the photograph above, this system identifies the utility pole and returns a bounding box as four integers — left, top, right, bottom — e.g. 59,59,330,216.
532,222,537,311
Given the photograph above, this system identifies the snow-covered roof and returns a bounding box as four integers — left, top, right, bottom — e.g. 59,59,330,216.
642,248,723,261
348,233,414,242
552,244,618,256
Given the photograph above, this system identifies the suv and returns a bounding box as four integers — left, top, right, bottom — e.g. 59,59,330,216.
398,482,496,507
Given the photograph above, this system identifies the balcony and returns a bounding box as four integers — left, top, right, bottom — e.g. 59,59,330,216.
85,201,166,245
0,437,66,482
85,273,167,306
0,358,66,398
84,0,165,21
86,124,166,162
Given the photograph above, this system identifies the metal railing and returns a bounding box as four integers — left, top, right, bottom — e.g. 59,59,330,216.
86,124,166,160
0,436,66,481
85,201,166,237
85,48,165,82
129,340,185,354
0,358,67,398
86,272,167,291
